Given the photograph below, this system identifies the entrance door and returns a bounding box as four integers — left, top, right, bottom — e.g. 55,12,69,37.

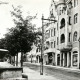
48,53,53,65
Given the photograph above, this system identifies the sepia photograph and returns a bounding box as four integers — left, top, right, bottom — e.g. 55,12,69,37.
0,0,80,80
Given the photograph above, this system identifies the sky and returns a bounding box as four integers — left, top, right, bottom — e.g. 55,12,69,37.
0,0,59,38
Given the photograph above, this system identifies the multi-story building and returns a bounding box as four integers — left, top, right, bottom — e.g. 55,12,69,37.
44,0,80,69
43,0,59,66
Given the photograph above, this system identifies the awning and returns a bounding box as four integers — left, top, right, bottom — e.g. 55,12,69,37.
44,48,55,54
0,49,8,52
36,52,41,56
0,49,9,59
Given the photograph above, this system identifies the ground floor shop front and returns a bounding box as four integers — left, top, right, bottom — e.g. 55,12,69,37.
42,48,80,69
27,47,80,69
60,47,80,69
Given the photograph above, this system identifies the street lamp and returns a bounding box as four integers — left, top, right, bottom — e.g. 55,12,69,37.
40,14,57,75
78,37,80,69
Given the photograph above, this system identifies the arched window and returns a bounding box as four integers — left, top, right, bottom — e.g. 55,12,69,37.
60,18,65,29
73,31,77,41
61,34,65,43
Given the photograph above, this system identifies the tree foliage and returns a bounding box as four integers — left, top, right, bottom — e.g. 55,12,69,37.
4,5,37,56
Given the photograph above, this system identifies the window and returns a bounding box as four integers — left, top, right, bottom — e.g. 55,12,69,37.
73,31,77,41
54,41,56,48
57,23,58,30
61,34,65,43
60,18,65,29
54,28,55,36
50,11,51,16
46,41,50,48
69,33,71,42
57,37,59,45
51,42,53,48
68,1,72,9
51,29,54,37
74,13,78,24
74,0,78,7
46,30,50,39
69,16,71,25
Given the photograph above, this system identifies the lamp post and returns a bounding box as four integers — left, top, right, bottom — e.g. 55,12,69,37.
78,37,80,69
40,14,57,75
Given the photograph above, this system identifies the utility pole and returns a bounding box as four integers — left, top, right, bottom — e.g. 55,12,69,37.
78,37,80,69
40,14,44,75
40,14,57,75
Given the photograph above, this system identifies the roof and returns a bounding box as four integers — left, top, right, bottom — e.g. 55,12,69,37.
57,0,65,5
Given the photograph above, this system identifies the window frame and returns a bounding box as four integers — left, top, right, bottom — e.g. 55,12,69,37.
74,13,78,24
73,31,77,41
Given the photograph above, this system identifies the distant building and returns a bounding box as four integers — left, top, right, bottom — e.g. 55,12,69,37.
26,31,42,63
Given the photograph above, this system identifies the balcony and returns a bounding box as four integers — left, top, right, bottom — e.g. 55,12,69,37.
58,42,72,52
44,48,56,54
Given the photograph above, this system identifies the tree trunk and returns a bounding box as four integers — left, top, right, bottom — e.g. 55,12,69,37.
9,56,11,64
31,54,32,63
16,53,18,66
21,52,23,67
14,56,15,66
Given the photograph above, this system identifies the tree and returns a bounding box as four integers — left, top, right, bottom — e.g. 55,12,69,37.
4,5,37,67
0,38,7,49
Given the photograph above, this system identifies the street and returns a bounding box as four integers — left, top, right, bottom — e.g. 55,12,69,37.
23,62,80,80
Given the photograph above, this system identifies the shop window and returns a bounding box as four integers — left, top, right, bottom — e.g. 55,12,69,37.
73,51,78,66
60,18,65,29
73,31,77,41
61,34,65,43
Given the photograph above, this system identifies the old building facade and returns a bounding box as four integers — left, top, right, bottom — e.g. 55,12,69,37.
44,0,80,69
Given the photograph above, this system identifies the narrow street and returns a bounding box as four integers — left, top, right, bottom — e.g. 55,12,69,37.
23,62,80,80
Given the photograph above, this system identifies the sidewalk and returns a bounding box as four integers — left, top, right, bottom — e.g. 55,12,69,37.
23,66,60,80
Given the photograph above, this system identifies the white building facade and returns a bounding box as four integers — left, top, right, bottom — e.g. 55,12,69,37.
44,0,80,69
